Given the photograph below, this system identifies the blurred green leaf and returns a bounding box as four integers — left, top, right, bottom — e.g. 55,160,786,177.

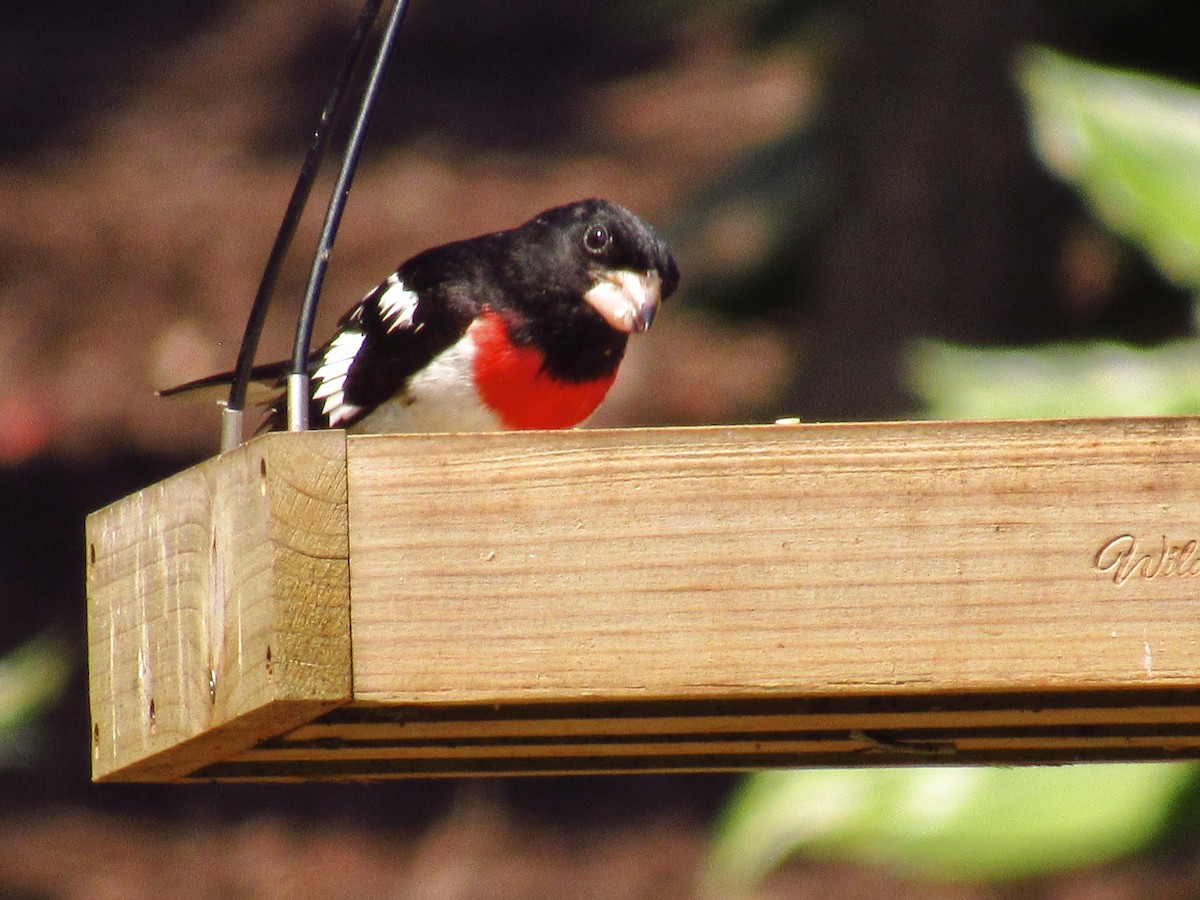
1019,47,1200,291
908,338,1200,420
911,50,1200,423
0,631,72,767
705,764,1194,892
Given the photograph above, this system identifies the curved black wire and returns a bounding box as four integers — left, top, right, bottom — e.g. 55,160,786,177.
223,0,384,449
288,0,412,431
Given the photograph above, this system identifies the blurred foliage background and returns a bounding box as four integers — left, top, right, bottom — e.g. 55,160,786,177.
7,0,1200,896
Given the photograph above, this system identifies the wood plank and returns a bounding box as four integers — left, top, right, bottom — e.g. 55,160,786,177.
87,419,1200,780
86,431,352,780
190,743,1200,780
227,734,1200,764
282,705,1200,742
346,420,1200,706
230,690,1200,775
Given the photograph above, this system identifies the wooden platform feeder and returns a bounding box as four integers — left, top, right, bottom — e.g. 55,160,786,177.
86,418,1200,781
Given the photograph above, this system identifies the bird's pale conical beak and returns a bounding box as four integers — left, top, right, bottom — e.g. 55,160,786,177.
584,270,663,334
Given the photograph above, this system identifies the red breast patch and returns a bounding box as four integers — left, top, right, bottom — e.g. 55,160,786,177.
471,310,617,429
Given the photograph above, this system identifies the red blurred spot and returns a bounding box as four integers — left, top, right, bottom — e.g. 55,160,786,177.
0,391,54,463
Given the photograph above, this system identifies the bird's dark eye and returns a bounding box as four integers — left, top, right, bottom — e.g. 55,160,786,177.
583,224,611,254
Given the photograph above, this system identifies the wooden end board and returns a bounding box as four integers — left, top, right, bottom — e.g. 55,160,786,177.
86,431,351,781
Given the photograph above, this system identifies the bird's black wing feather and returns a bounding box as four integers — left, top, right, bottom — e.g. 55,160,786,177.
259,242,496,431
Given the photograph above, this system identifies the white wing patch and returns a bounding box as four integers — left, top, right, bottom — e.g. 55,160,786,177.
350,327,502,434
311,329,366,426
375,273,419,333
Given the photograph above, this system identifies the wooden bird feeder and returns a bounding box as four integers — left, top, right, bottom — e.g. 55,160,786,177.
86,417,1200,781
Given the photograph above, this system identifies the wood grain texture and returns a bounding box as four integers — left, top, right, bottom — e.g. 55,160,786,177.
347,420,1200,704
86,430,351,781
88,419,1200,779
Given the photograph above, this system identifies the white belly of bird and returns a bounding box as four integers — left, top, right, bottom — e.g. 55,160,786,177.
348,331,503,434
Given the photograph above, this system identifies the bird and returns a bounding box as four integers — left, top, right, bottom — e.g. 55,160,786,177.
161,198,679,433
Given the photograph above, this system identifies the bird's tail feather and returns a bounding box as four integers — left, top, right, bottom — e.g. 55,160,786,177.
157,359,291,403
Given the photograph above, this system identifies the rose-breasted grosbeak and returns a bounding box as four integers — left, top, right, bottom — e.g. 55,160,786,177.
162,198,679,432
